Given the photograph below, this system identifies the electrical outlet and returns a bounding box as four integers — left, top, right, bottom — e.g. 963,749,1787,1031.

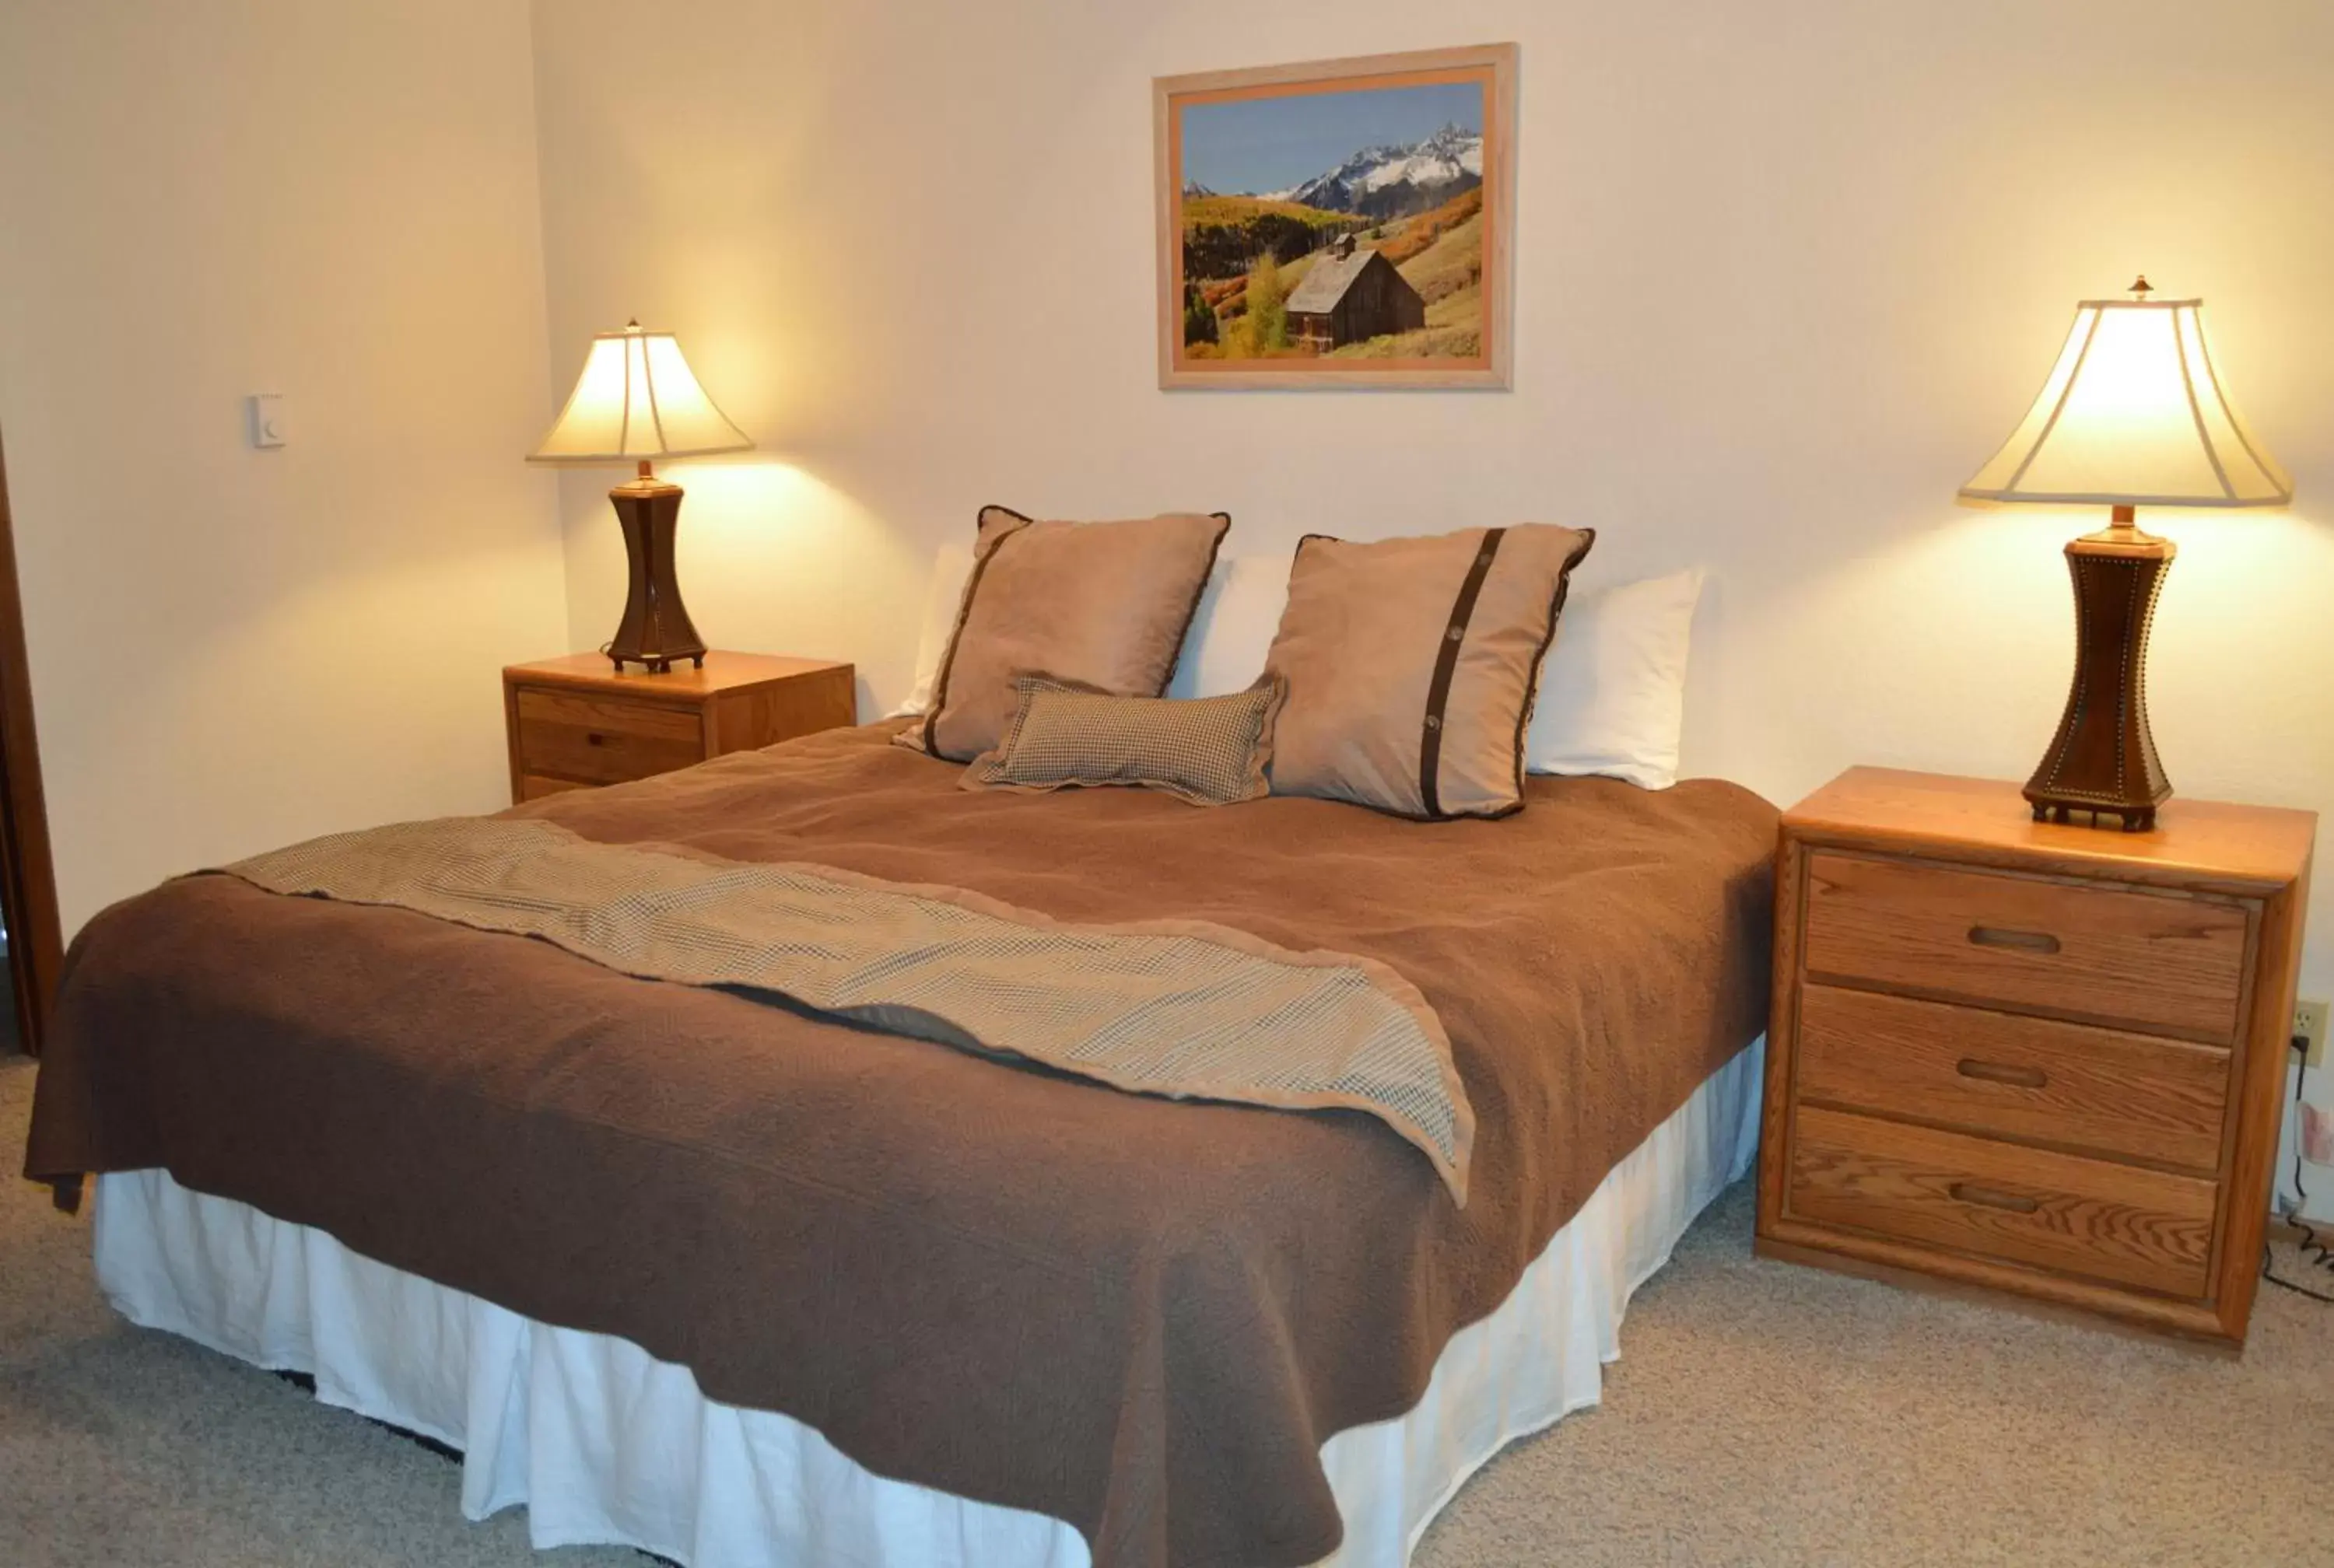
2299,998,2329,1070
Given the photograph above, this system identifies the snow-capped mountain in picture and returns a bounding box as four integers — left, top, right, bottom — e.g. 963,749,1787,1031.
1261,124,1482,219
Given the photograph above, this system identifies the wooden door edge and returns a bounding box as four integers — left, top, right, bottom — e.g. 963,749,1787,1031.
0,429,62,1055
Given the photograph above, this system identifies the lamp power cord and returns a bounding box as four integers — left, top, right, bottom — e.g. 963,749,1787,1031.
2262,1034,2334,1305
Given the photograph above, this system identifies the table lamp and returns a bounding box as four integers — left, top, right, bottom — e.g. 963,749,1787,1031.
530,321,754,673
1959,278,2291,831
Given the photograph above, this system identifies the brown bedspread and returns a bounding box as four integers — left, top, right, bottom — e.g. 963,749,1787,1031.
26,722,1776,1568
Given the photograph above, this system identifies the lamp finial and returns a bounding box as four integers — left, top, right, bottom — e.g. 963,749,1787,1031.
2129,275,2153,301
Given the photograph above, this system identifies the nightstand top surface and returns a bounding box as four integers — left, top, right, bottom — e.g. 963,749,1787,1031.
1787,766,2315,888
505,650,850,697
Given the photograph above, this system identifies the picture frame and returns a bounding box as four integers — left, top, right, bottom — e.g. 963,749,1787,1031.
1154,44,1518,391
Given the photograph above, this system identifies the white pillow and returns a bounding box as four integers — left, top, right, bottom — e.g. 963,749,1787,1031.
1167,552,1295,698
892,541,976,716
1526,569,1704,789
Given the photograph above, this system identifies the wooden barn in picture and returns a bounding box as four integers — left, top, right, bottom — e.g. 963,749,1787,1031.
1286,234,1425,350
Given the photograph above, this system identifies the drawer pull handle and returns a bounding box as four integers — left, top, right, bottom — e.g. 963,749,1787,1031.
1968,924,2060,955
587,732,608,747
1950,1181,2040,1215
1956,1058,2049,1090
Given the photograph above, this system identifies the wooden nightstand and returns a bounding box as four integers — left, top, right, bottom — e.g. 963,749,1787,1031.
1756,767,2315,1349
503,651,855,804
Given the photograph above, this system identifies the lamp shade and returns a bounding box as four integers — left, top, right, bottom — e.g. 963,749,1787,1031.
1959,296,2290,508
528,322,753,464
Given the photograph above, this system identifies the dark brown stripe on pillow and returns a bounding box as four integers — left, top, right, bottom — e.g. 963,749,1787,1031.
920,510,1032,755
1418,527,1505,817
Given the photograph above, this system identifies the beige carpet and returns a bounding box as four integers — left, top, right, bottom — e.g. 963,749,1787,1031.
3,1054,2330,1568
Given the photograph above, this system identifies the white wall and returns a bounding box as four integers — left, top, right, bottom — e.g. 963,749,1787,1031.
531,0,2334,1206
0,1,569,937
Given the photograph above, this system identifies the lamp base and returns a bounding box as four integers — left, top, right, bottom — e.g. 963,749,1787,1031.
605,475,706,675
2022,506,2172,834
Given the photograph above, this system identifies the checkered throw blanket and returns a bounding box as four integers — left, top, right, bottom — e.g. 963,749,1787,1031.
221,816,1475,1202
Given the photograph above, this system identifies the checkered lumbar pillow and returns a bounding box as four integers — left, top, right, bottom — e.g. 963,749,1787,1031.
962,674,1286,806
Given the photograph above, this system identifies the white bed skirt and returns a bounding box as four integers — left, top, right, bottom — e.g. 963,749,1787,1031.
93,1040,1761,1568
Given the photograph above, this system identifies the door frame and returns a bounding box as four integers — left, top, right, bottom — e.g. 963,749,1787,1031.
0,429,62,1055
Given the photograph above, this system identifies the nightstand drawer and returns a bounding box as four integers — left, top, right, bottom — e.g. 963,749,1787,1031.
1801,852,2248,1042
1796,985,2230,1173
1788,1104,2216,1298
514,688,703,785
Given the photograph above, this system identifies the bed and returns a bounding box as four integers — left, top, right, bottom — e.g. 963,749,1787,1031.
26,719,1777,1568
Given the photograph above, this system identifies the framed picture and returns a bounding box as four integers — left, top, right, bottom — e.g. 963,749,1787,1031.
1154,44,1517,390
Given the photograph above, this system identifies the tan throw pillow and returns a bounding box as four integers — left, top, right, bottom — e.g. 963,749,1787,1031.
963,675,1285,807
901,506,1231,761
1264,524,1596,819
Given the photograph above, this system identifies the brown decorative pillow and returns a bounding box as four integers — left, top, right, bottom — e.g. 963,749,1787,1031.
963,674,1285,807
900,506,1231,761
1263,524,1597,819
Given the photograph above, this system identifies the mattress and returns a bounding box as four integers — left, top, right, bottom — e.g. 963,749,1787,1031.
94,1041,1762,1568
